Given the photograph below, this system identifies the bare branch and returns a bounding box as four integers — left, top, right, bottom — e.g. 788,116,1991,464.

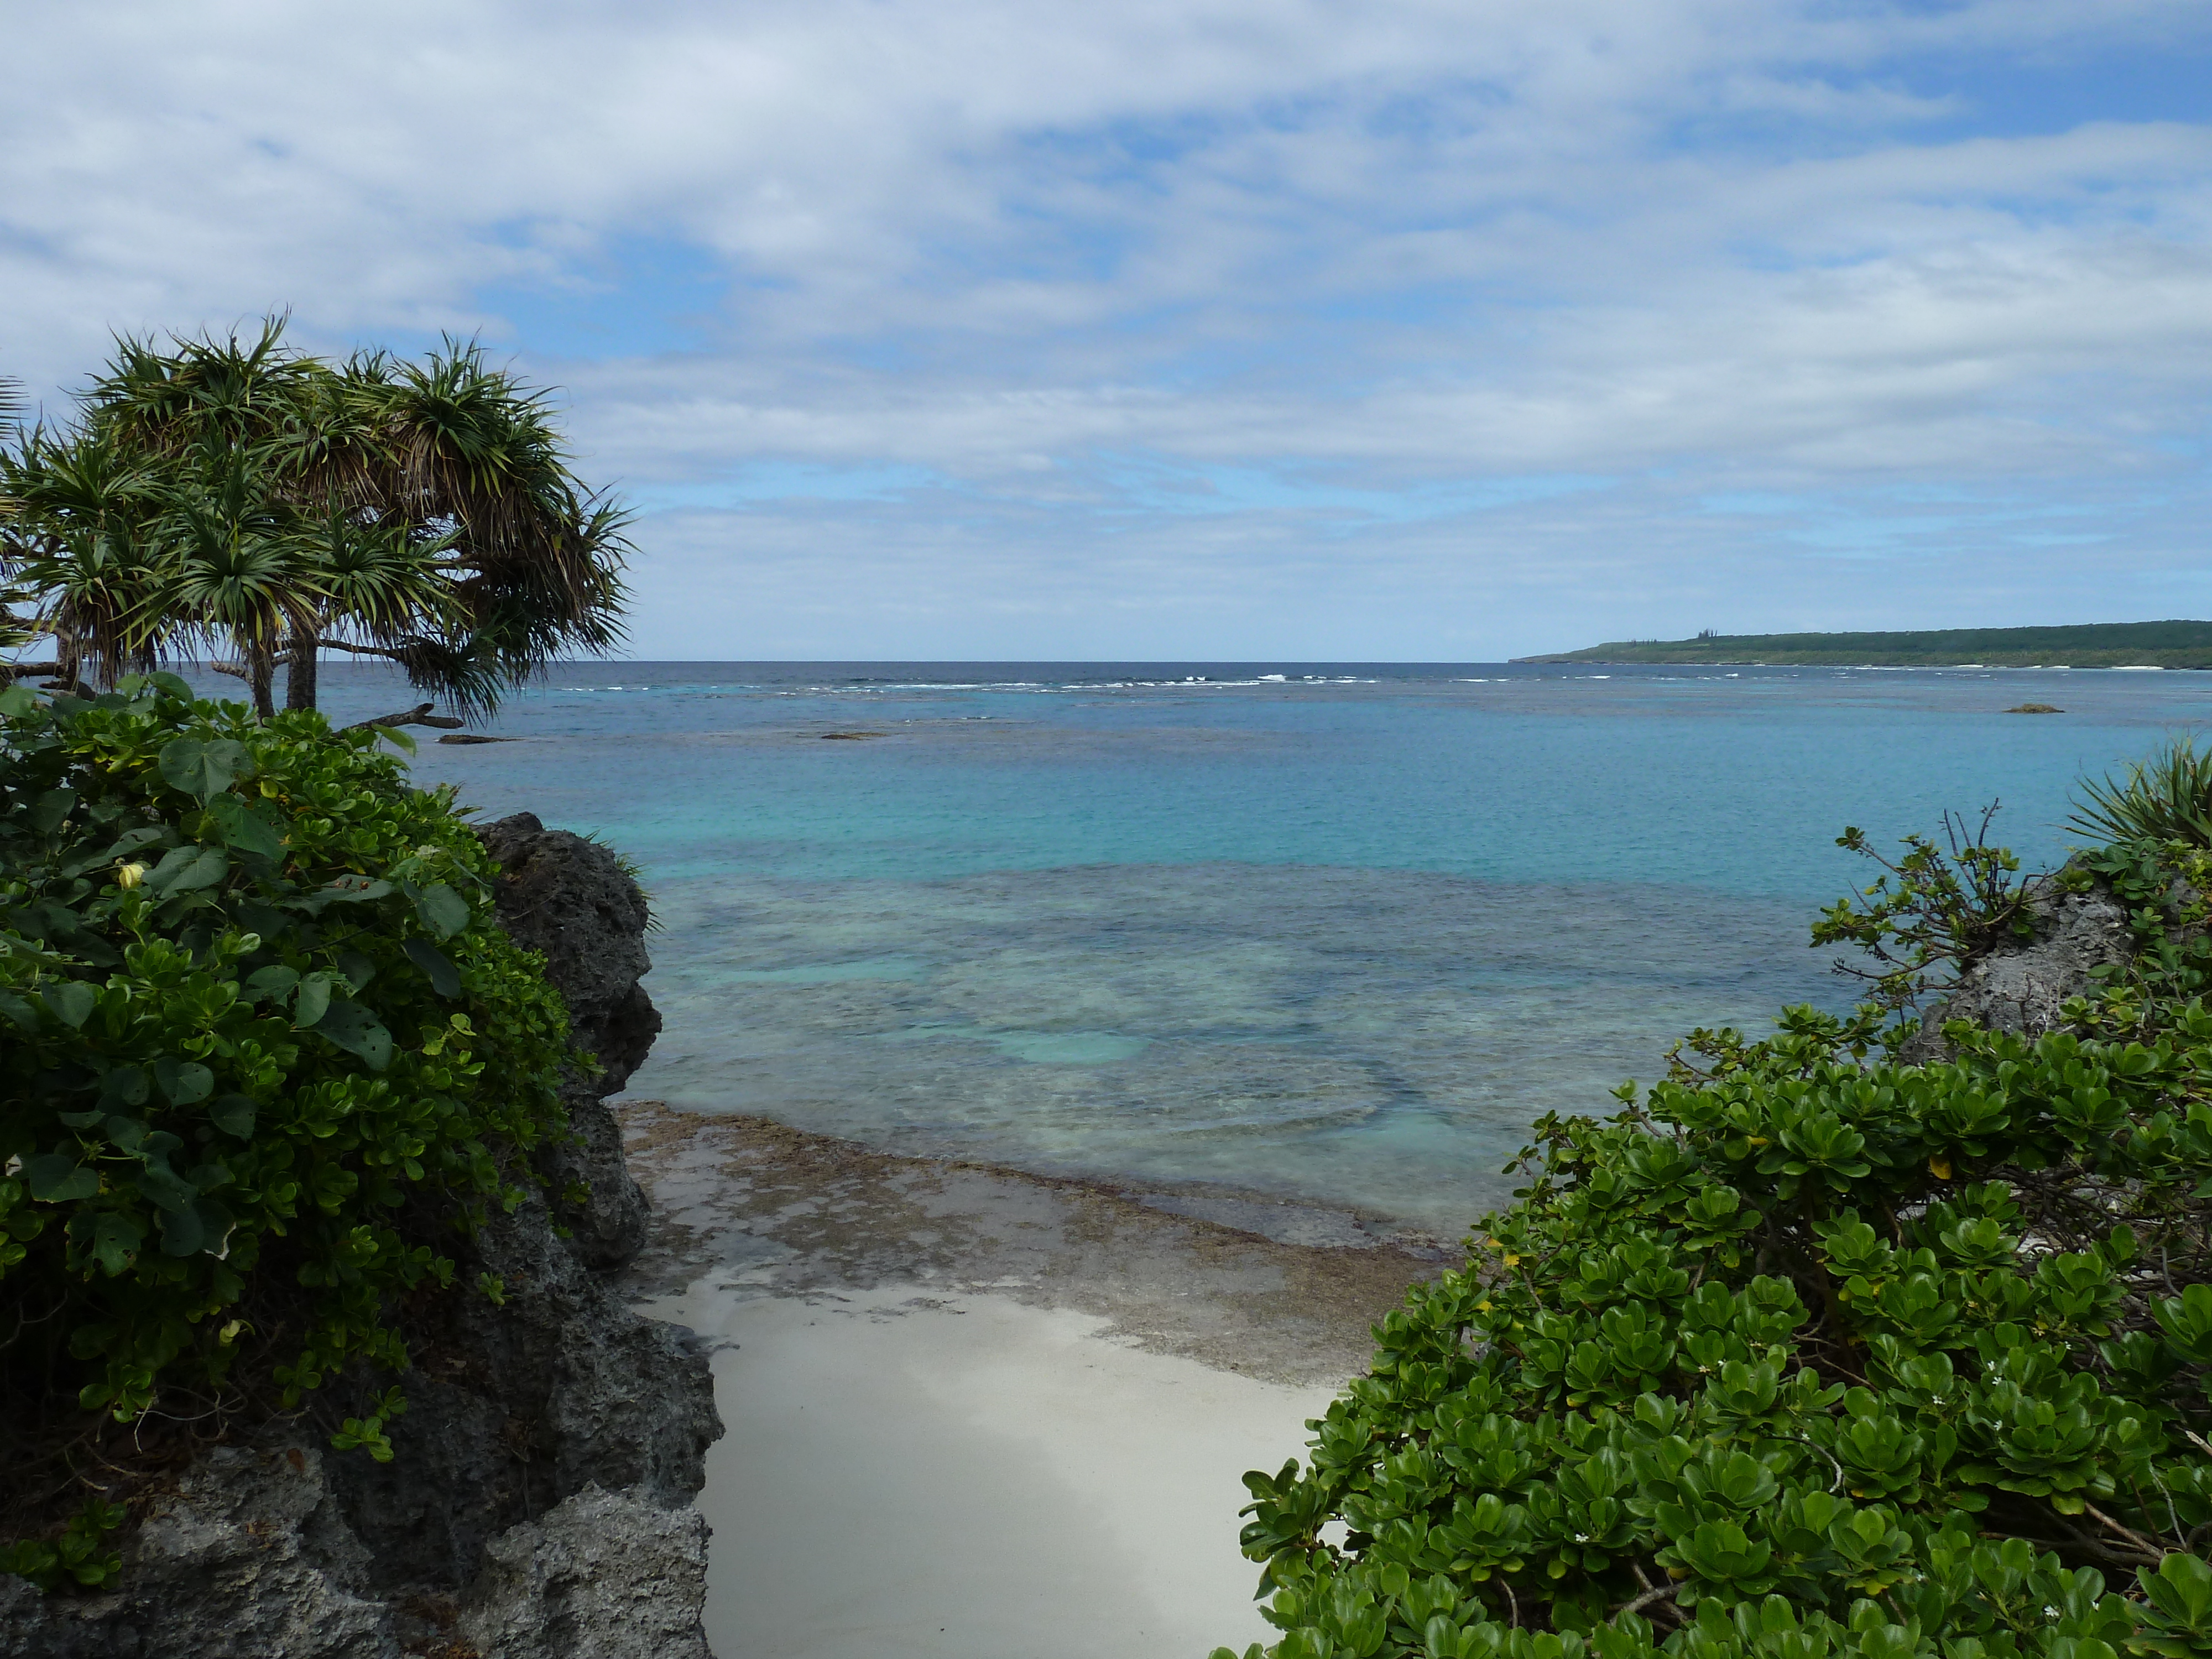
1614,1581,1679,1618
2082,1499,2167,1560
340,701,464,733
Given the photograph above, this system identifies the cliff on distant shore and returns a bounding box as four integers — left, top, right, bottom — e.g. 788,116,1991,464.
1,815,719,1659
1514,619,2212,667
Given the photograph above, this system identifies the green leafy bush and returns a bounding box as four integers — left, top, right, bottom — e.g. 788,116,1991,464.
1,675,568,1557
1217,825,2212,1659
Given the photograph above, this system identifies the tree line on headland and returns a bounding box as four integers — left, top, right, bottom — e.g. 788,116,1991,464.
1519,622,2212,668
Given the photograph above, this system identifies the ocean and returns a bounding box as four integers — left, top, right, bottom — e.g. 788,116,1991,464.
301,660,2209,1235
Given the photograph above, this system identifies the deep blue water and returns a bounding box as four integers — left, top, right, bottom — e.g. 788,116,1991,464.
293,659,2210,1232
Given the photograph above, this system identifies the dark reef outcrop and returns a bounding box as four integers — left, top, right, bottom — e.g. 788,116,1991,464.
1,816,717,1659
479,812,662,1270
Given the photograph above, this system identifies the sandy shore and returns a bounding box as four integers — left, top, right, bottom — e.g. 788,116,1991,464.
617,1102,1452,1658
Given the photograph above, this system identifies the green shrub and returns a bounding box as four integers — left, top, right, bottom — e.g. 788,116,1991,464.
0,676,568,1572
1217,826,2212,1659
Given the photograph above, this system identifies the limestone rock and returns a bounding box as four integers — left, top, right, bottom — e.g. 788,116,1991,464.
0,1443,396,1659
1901,870,2135,1062
458,1484,710,1659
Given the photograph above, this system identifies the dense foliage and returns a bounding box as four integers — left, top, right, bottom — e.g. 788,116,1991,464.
0,677,569,1587
0,318,629,716
1216,821,2212,1659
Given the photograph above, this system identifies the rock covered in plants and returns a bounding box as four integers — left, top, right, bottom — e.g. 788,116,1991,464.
1897,869,2133,1062
0,677,716,1656
1214,820,2212,1659
0,1441,394,1658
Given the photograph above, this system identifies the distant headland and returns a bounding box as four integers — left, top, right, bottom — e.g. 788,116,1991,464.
1513,620,2212,667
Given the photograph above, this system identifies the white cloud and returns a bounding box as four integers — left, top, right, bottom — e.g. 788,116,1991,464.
6,0,2209,654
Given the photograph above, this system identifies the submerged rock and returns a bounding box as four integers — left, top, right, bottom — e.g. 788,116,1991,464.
2,818,717,1659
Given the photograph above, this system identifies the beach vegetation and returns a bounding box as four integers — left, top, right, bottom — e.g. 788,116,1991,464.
0,317,629,720
1216,795,2212,1659
0,676,569,1588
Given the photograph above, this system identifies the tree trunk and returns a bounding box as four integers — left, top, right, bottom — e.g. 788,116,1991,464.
248,644,276,720
285,630,320,711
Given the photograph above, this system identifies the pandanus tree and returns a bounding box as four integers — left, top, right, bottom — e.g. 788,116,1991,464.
0,319,629,721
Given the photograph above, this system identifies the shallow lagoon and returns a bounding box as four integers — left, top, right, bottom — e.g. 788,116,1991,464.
305,659,2211,1233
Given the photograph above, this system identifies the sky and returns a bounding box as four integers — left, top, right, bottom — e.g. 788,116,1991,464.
4,0,2210,661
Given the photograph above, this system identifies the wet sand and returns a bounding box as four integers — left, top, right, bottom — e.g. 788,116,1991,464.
616,1102,1451,1657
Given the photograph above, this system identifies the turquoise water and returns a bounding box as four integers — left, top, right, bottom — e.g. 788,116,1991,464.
304,660,2210,1233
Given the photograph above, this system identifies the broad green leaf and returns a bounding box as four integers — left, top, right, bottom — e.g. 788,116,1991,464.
206,795,285,859
403,936,461,998
413,881,471,942
90,1213,143,1276
25,1155,99,1202
158,736,254,800
134,1161,199,1214
0,990,35,1030
336,949,376,992
155,1205,203,1258
314,999,394,1071
0,683,34,717
42,981,96,1029
154,1058,214,1105
302,875,393,912
208,1095,257,1138
245,964,300,1002
98,1065,149,1107
144,843,228,895
29,787,75,833
293,973,333,1029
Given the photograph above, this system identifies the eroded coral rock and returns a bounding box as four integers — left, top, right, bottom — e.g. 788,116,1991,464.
458,1484,711,1659
1901,870,2135,1063
0,1444,396,1659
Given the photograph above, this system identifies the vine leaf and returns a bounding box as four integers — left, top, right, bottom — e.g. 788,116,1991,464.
25,1155,100,1202
157,737,254,801
314,999,394,1071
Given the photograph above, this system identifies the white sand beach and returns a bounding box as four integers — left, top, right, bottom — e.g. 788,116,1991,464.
620,1103,1444,1659
679,1287,1332,1656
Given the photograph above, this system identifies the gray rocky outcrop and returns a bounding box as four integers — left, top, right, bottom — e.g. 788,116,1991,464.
2,818,717,1659
458,1484,711,1659
479,812,661,1270
1900,867,2137,1062
0,1443,393,1659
